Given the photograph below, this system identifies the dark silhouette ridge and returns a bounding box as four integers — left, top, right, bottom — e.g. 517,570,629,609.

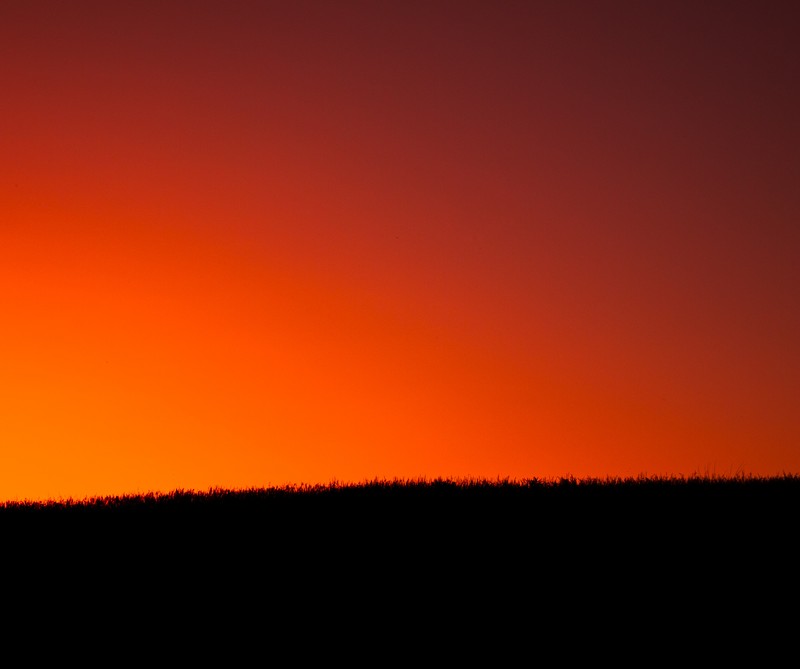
3,474,796,552
5,472,798,505
3,474,795,635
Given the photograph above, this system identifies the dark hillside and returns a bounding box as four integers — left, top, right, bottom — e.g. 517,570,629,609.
3,475,796,559
2,475,796,640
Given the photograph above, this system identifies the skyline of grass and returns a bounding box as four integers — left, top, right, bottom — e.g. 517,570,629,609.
3,471,797,510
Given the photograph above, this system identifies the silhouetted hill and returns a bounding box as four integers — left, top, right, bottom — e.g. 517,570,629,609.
3,475,795,646
3,475,796,559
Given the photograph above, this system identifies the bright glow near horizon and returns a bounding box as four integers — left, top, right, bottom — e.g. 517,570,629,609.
1,1,798,502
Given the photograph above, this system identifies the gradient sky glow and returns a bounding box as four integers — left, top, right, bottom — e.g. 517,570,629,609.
2,1,798,501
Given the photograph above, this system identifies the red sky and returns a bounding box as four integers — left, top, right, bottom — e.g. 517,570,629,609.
2,1,798,501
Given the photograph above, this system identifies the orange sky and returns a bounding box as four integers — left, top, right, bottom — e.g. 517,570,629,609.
2,1,798,501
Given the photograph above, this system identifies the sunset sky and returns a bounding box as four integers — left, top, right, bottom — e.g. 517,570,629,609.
2,1,798,502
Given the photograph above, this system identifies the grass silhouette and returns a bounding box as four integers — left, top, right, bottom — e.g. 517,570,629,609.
3,473,797,523
3,474,795,633
3,473,796,553
3,471,797,510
